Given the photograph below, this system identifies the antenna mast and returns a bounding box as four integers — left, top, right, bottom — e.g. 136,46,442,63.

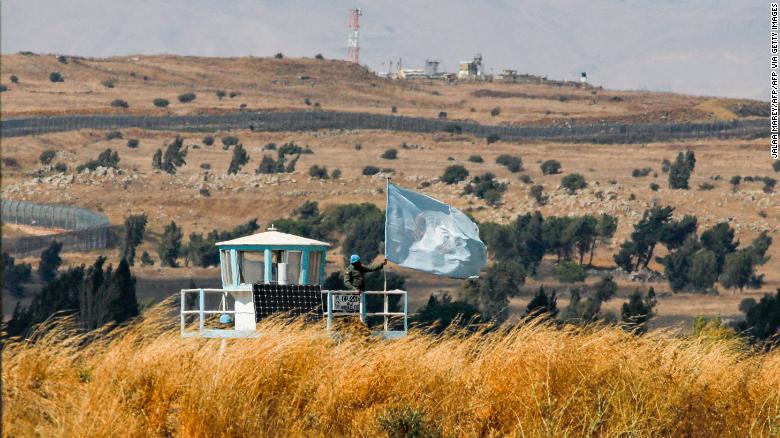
347,8,362,64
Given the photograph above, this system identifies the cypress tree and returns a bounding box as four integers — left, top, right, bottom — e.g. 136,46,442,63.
38,241,63,282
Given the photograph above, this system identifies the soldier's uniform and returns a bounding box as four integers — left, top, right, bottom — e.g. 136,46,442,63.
343,261,383,292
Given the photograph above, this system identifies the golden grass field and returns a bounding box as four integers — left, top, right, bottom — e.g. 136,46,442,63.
3,304,780,437
1,54,776,328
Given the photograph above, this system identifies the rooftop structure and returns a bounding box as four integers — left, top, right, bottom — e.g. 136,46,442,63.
457,54,484,80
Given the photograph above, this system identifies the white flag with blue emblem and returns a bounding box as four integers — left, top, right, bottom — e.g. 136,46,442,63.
385,182,487,278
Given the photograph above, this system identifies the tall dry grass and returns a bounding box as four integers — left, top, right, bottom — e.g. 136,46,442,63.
3,302,780,437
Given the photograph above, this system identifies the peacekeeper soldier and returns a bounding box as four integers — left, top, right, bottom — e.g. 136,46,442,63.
343,254,387,293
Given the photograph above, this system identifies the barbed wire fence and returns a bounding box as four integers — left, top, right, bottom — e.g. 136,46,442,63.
1,200,110,257
0,111,766,143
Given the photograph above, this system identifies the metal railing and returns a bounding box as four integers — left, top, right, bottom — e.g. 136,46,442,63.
180,288,409,339
180,288,257,339
323,289,408,339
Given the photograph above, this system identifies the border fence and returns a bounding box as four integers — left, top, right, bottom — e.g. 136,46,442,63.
1,200,110,256
0,110,766,143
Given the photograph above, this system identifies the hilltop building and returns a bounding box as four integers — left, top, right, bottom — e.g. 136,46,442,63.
457,54,484,80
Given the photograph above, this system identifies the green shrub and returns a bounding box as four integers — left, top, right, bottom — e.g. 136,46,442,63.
772,161,780,172
202,136,214,146
669,151,696,189
490,107,501,116
331,168,342,179
39,150,56,165
126,139,139,148
463,173,507,206
468,155,483,163
54,163,67,172
632,167,652,177
227,144,249,174
520,174,533,184
110,99,129,108
763,177,777,193
221,136,239,147
530,184,547,205
177,92,196,103
486,133,500,144
49,72,64,82
101,79,115,88
561,173,587,194
541,160,562,175
140,251,154,266
10,75,19,83
555,261,587,283
594,276,618,301
649,182,660,191
274,53,284,59
215,90,226,99
153,98,169,108
77,149,120,171
496,154,523,172
105,131,123,140
0,85,7,92
363,166,381,176
441,165,469,184
621,288,657,334
391,105,397,113
256,156,277,174
315,53,324,60
381,148,398,160
309,165,329,179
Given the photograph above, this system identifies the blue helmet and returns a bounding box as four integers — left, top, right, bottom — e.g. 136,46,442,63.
350,254,361,264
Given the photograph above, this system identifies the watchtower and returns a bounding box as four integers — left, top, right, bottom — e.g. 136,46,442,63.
180,225,407,338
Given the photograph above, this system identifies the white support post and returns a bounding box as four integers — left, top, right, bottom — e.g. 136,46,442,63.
326,290,333,334
360,292,367,323
404,291,408,333
384,293,389,332
180,289,186,336
199,288,205,333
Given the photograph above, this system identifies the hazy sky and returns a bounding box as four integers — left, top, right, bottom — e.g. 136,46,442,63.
1,0,766,99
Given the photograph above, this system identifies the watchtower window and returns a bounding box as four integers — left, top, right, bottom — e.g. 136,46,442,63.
220,250,233,286
286,251,302,285
307,251,322,284
238,251,265,284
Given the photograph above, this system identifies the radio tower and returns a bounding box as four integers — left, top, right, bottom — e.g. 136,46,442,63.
346,8,362,64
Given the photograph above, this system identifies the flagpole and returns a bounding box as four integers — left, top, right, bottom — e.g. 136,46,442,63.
384,176,390,292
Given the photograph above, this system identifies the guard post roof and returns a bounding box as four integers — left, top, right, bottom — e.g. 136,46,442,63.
215,230,331,249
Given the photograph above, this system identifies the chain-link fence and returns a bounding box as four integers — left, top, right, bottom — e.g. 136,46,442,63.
1,200,110,256
0,111,766,143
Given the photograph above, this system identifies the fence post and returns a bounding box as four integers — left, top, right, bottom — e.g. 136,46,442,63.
181,289,186,336
384,293,389,333
404,292,408,334
326,290,333,334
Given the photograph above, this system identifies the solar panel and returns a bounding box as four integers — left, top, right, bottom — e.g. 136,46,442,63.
252,283,323,322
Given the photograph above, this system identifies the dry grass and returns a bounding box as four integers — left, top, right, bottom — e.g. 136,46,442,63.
4,303,780,437
0,54,725,125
